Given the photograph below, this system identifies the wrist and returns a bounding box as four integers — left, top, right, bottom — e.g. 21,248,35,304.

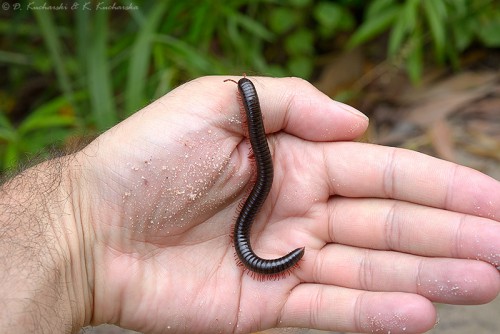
0,155,93,333
61,154,95,328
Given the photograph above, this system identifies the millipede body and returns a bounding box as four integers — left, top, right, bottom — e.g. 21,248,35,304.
227,77,305,276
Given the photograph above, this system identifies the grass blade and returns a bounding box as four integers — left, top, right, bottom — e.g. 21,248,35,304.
125,1,169,115
406,27,423,84
17,95,76,135
422,0,446,63
155,35,213,74
222,6,274,42
347,5,400,49
87,8,117,130
32,8,76,112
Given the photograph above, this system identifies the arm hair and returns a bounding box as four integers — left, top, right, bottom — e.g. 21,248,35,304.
0,155,90,333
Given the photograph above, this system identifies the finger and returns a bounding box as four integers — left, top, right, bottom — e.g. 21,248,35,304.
206,76,369,141
321,197,500,267
301,244,500,304
280,284,436,334
323,142,500,220
251,76,369,141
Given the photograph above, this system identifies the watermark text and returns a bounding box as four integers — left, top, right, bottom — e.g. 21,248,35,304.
2,2,139,11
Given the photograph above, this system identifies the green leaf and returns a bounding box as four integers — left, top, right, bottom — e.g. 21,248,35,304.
388,0,420,57
314,2,343,31
223,7,274,42
155,35,213,74
186,2,212,46
453,18,475,51
403,0,420,32
266,65,288,78
388,11,410,57
289,0,311,8
347,5,401,49
366,0,397,19
153,67,177,100
125,2,169,115
75,5,90,70
313,2,354,38
338,8,356,31
422,0,447,63
32,6,76,113
87,8,117,130
17,96,76,135
0,112,13,128
285,29,314,55
477,15,500,47
0,50,32,66
3,143,19,171
269,8,299,34
287,56,314,79
20,116,74,136
20,127,71,153
0,128,17,143
406,29,423,84
333,89,358,103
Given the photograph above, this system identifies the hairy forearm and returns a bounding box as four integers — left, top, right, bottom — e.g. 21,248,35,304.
0,156,91,333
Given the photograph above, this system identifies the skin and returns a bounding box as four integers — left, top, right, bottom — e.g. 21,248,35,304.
1,76,499,334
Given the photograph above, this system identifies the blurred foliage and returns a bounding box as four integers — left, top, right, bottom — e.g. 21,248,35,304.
0,0,499,173
347,0,500,83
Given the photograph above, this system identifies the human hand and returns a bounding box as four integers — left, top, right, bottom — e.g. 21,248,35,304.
73,76,499,333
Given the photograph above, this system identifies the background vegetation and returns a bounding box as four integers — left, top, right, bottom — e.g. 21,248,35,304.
1,0,499,173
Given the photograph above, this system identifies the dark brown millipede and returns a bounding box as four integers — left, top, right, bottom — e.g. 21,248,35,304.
225,77,305,276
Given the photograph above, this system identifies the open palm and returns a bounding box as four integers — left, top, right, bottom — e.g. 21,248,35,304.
76,76,500,334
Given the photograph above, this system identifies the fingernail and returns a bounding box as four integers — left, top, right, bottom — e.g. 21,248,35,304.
335,101,368,120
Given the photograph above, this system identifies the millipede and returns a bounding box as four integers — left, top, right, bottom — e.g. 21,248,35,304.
224,77,305,277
